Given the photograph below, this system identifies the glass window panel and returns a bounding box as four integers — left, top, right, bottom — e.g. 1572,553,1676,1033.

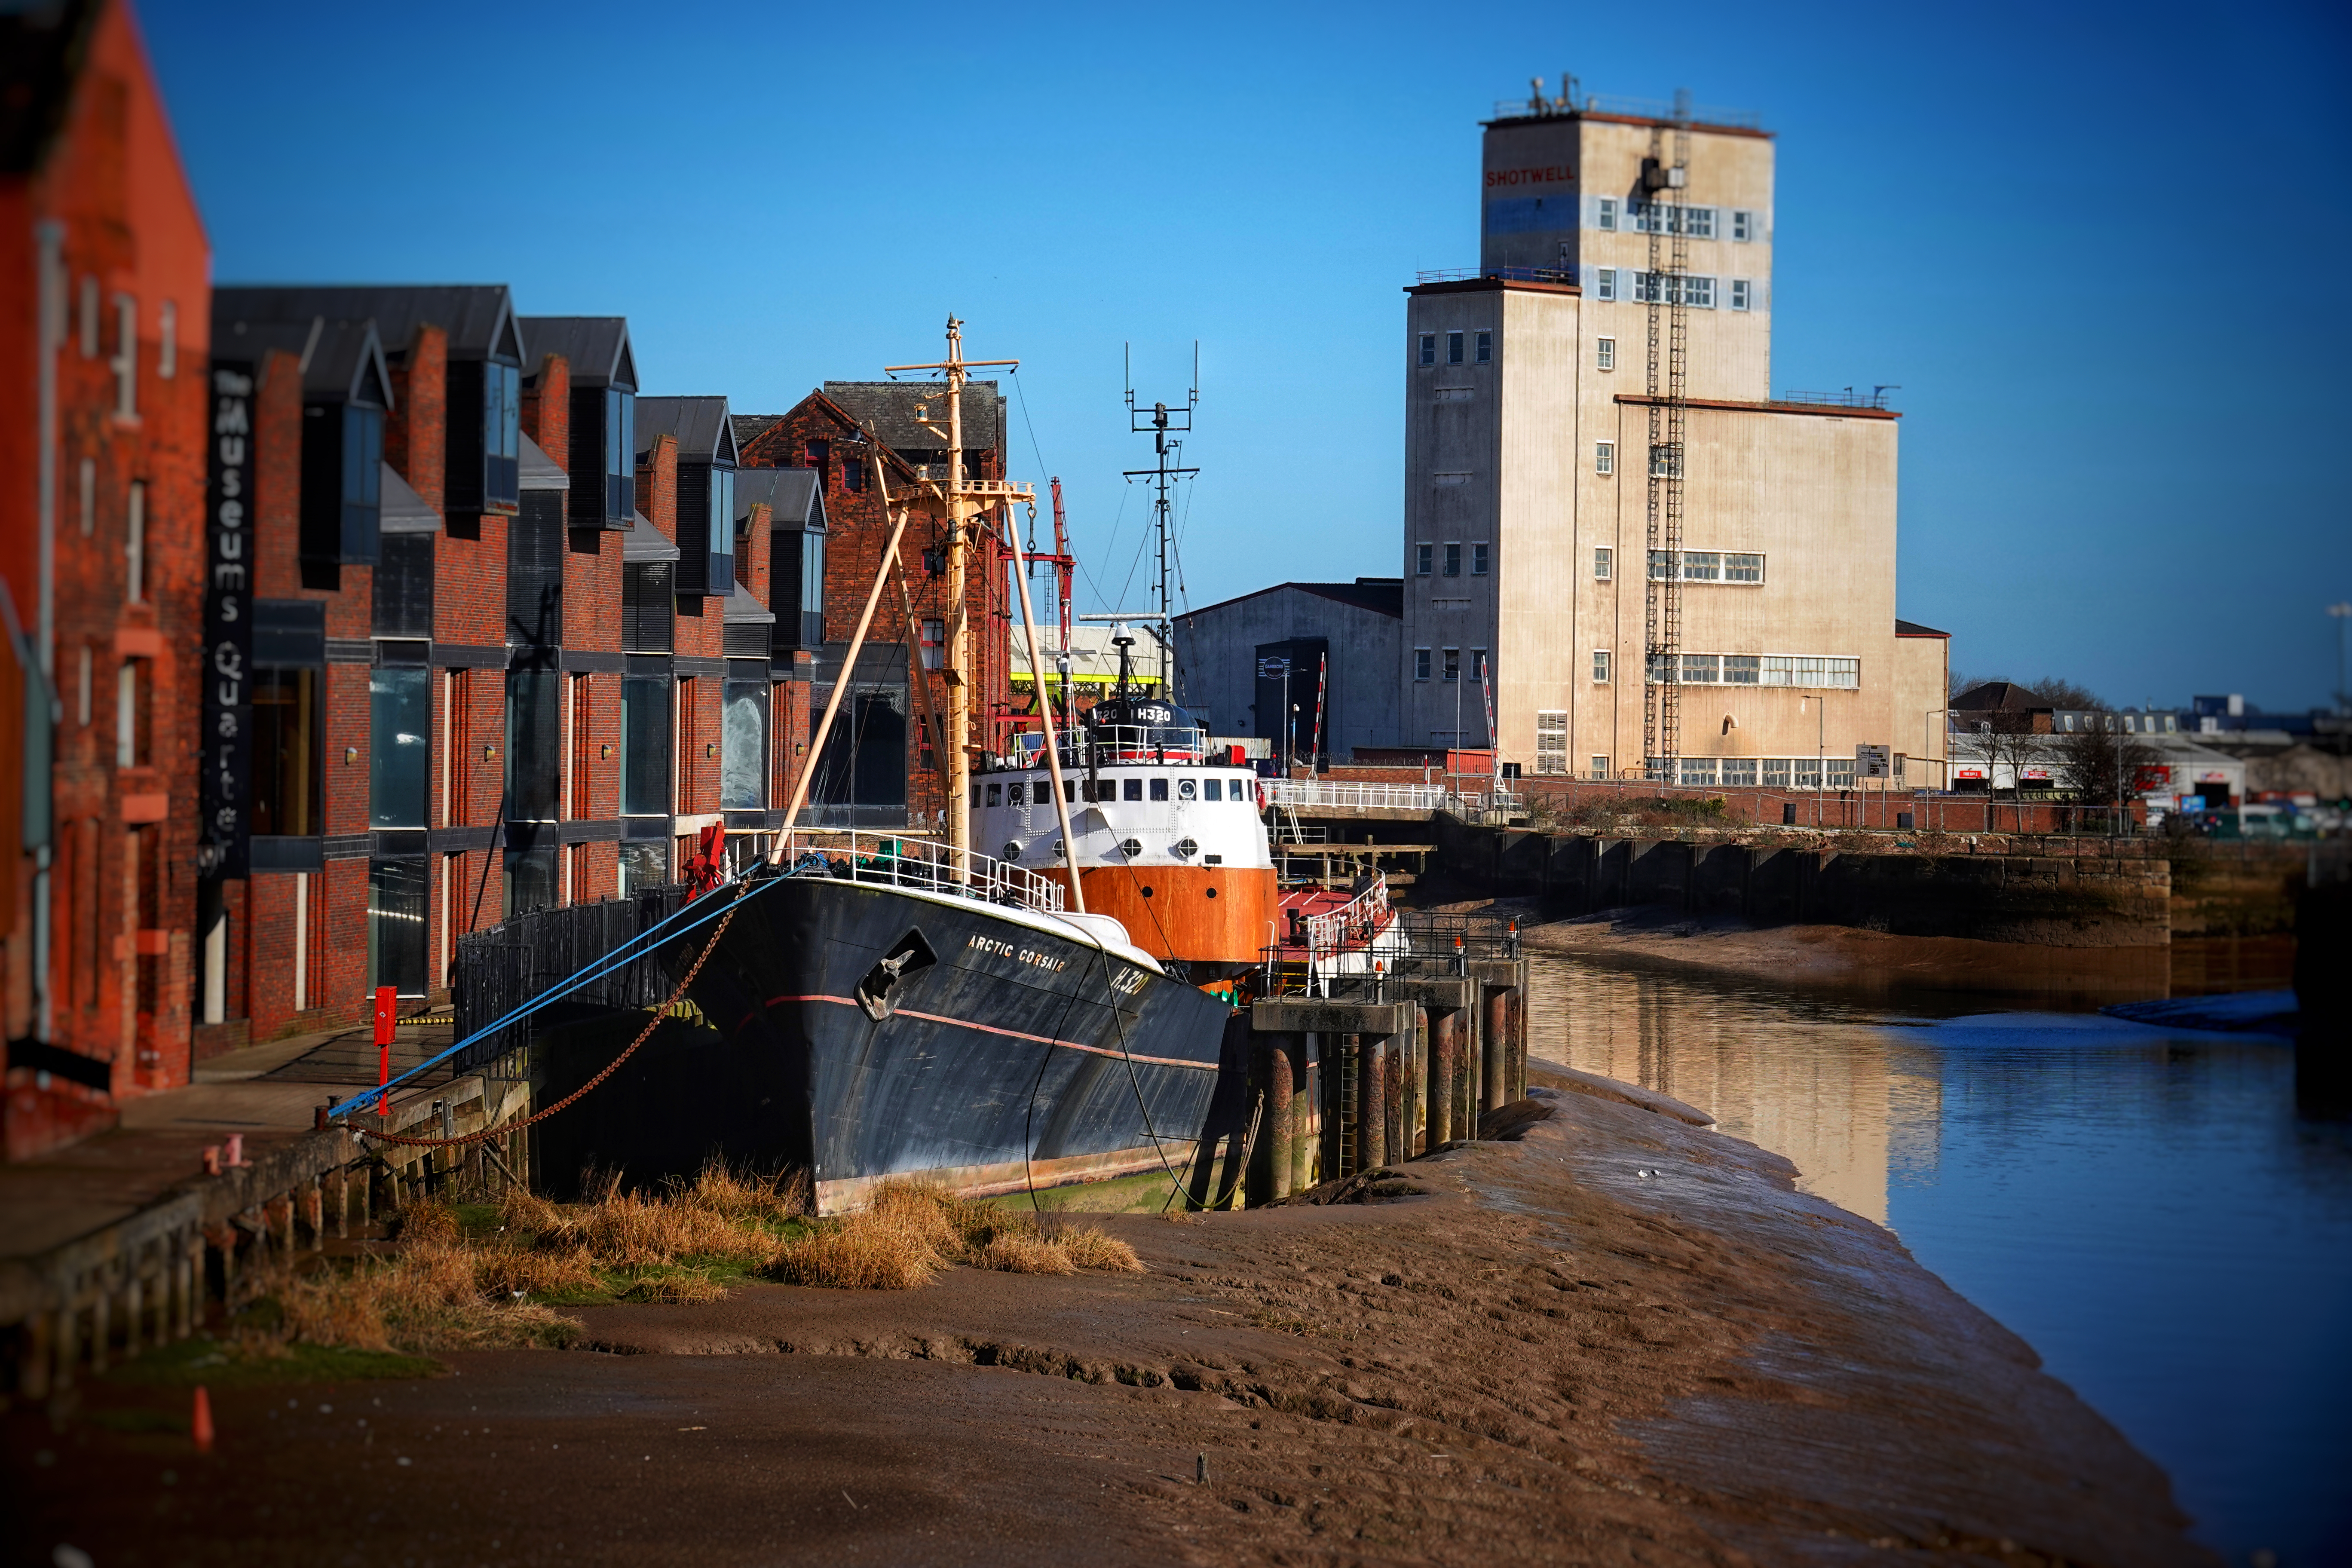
622,674,672,816
1446,331,1463,364
1722,758,1759,786
721,678,769,809
1722,655,1760,685
1680,758,1718,786
1764,758,1791,787
1594,547,1612,580
1724,552,1764,582
1204,778,1222,802
1471,543,1489,576
1416,543,1433,576
1592,650,1611,683
1474,331,1491,364
1682,551,1720,581
368,666,430,829
1418,334,1435,366
1680,653,1719,684
505,667,558,824
367,857,428,995
251,668,319,836
503,844,557,918
1444,543,1461,576
1148,777,1168,802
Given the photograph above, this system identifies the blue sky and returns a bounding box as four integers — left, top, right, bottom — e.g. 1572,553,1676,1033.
141,0,2351,712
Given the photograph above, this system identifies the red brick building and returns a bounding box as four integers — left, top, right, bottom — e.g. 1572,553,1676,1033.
734,381,1014,827
1,0,209,1158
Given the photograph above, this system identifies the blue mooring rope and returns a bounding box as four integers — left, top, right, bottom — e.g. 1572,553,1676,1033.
326,875,778,1120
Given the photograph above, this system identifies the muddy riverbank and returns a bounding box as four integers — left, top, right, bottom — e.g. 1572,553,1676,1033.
6,1066,2208,1566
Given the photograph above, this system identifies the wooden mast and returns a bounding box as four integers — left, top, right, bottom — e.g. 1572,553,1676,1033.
884,317,1023,865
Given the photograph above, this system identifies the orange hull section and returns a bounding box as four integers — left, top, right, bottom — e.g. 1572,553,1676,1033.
1042,865,1280,967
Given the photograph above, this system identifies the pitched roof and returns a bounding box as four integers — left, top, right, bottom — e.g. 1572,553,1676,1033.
210,285,524,362
1896,618,1950,638
379,464,440,534
821,380,1004,453
516,316,636,389
620,513,680,563
730,414,783,452
1951,680,2049,712
214,312,393,408
635,396,737,466
734,467,825,530
519,433,569,491
722,581,775,625
1179,578,1405,622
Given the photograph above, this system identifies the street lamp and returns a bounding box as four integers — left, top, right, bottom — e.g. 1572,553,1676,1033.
2329,603,2352,717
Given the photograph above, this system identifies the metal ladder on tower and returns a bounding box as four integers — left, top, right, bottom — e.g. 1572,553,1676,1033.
1641,91,1693,781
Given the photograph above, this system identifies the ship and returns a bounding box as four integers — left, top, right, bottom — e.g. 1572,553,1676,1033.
674,321,1255,1214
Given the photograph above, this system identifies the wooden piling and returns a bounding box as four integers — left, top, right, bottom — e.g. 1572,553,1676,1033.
1360,1034,1387,1171
1483,987,1510,1116
1427,1009,1456,1146
1265,1036,1296,1204
303,1176,324,1252
1289,1035,1313,1196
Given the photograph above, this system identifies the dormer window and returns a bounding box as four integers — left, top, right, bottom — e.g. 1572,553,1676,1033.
603,389,634,524
484,360,521,510
302,399,384,565
709,464,735,585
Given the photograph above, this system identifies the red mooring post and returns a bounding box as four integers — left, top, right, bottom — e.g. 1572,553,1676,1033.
192,1385,214,1453
373,986,396,1117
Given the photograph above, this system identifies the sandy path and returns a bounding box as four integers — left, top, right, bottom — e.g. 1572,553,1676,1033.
7,1071,2210,1566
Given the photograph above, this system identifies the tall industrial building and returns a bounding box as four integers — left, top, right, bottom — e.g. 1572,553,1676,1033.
1400,85,1947,788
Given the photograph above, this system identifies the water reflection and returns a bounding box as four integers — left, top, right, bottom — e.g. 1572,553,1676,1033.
1526,952,2352,1564
1529,956,1930,1226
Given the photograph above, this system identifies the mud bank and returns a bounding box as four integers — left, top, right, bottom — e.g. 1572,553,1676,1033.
8,1070,2209,1566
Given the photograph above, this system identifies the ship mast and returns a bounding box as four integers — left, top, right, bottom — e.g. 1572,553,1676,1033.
885,316,1027,861
1122,344,1198,697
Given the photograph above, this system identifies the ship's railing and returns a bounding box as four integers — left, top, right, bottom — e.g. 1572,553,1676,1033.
996,724,1213,772
1259,778,1527,815
772,830,1065,914
1304,873,1391,952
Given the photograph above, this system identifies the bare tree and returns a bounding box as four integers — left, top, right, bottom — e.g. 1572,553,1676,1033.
2052,712,2159,833
2027,674,2104,712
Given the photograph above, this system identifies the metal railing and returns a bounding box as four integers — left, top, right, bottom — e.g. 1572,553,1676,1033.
452,885,691,1073
1261,778,1526,816
772,830,1066,915
1490,93,1763,130
1775,388,1894,410
1414,266,1577,286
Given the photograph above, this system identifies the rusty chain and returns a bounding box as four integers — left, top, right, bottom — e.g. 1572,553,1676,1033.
355,891,744,1150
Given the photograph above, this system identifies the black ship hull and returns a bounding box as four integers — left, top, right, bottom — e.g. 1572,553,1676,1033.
674,868,1242,1213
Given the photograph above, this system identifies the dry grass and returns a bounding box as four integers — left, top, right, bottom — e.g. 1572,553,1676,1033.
269,1167,1139,1357
763,1179,1148,1288
971,1231,1077,1275
765,1208,942,1290
1058,1227,1145,1273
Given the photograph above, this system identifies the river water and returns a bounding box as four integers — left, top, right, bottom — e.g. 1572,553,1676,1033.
1528,952,2352,1567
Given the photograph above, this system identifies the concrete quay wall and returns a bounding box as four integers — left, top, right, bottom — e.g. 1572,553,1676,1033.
1429,817,2174,948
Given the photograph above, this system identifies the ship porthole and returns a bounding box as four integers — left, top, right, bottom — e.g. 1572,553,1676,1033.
1141,886,1155,898
1205,887,1219,899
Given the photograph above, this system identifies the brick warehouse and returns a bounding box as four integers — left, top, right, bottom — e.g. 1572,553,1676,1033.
184,295,824,1061
735,381,1014,827
1,0,210,1159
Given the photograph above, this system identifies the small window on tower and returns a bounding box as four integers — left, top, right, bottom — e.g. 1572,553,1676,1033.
1417,333,1436,367
1415,542,1433,576
1596,337,1614,371
1443,542,1461,577
1595,441,1615,476
1730,279,1752,311
1474,331,1491,364
1446,331,1464,365
1592,649,1611,683
920,619,944,670
1414,647,1431,681
1594,548,1613,581
1597,197,1618,231
1594,267,1617,302
1442,648,1460,683
1732,209,1754,242
1471,543,1489,576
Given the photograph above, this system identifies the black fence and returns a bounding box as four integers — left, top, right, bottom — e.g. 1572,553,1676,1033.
450,885,693,1075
